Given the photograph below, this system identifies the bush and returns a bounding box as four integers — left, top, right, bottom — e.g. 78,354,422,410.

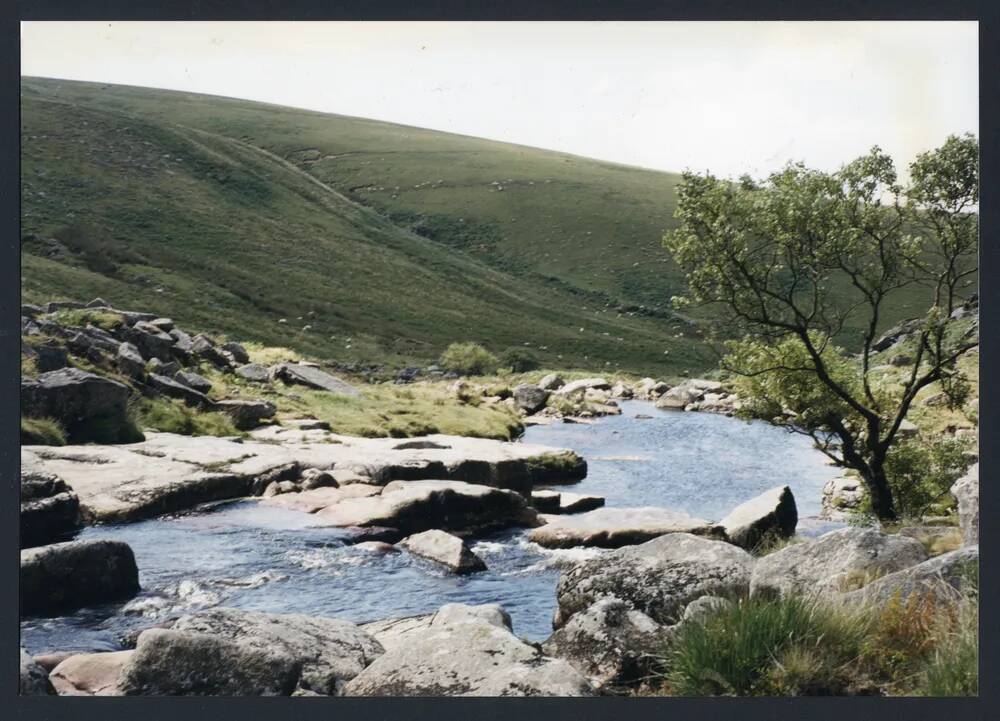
439,342,498,376
498,347,539,373
882,436,974,520
21,416,67,446
664,596,866,696
138,397,239,437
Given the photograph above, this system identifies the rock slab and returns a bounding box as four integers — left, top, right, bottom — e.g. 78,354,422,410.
399,529,487,574
530,506,719,549
20,539,139,616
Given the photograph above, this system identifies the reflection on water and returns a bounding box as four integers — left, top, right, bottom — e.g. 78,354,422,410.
20,401,840,651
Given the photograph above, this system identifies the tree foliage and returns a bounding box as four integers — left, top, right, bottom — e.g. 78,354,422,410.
664,134,978,520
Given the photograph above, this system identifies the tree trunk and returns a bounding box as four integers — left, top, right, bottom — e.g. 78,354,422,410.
862,462,898,522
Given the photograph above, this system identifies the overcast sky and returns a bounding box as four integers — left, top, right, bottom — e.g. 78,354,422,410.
21,21,978,179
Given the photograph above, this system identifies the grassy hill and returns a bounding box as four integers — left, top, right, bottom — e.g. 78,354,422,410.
20,77,937,376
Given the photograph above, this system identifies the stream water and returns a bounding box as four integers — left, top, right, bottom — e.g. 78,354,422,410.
20,401,843,653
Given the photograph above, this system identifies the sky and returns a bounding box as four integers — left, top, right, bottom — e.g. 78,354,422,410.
20,21,978,179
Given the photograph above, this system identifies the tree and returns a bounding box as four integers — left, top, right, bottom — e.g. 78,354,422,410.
664,134,978,521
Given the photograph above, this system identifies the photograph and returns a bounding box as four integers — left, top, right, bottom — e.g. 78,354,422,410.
17,19,980,699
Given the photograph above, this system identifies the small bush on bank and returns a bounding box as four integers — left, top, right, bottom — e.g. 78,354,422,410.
498,347,540,373
881,436,974,520
439,342,498,376
21,416,67,446
138,397,239,437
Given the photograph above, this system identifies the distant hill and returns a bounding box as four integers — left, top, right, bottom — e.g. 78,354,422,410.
19,77,933,375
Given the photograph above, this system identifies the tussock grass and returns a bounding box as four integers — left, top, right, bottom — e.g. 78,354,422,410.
663,596,866,696
20,416,67,446
138,397,240,437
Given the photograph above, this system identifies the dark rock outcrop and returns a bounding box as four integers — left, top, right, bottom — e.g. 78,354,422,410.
20,648,55,695
21,368,140,443
117,629,301,696
20,471,81,548
20,539,140,616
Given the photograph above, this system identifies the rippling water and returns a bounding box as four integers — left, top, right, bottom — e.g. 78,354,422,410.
20,401,841,652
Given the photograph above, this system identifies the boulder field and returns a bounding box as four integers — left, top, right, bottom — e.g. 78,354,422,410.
21,525,976,696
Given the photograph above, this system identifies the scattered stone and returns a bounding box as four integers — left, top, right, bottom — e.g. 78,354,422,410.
170,607,384,695
749,527,928,598
125,322,175,362
897,418,920,439
610,382,634,399
147,357,181,377
633,378,669,399
20,471,81,548
530,506,718,549
300,467,337,489
221,341,250,364
538,374,565,391
286,418,332,431
116,342,145,379
541,598,670,689
512,383,549,413
149,317,174,332
531,490,562,513
49,650,133,696
23,342,69,372
20,539,140,616
235,363,270,382
148,373,212,408
555,377,611,396
117,629,300,696
655,382,703,410
680,595,733,625
399,529,487,574
20,648,55,695
272,363,359,396
820,476,865,518
718,485,797,550
557,491,606,514
951,463,979,545
174,370,213,393
21,368,137,443
213,399,277,430
191,334,232,368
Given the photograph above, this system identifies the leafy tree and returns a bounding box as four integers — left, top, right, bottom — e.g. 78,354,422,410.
664,134,978,521
498,347,540,373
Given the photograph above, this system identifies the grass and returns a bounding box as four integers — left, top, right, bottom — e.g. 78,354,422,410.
20,416,67,446
49,307,126,332
20,76,719,377
137,397,240,437
658,572,979,697
663,595,867,696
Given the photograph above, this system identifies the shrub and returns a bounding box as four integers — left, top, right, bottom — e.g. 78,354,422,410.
439,342,498,376
664,596,866,696
882,436,974,520
498,347,539,373
138,397,239,437
50,308,126,332
20,416,67,446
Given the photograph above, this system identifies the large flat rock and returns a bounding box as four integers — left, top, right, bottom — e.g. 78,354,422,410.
529,506,719,549
22,431,585,524
21,539,139,616
311,480,538,539
344,603,594,696
555,533,754,627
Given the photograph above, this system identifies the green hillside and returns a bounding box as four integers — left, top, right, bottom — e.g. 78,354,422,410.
19,77,935,375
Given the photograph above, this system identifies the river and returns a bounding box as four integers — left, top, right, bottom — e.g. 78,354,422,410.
20,401,842,653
